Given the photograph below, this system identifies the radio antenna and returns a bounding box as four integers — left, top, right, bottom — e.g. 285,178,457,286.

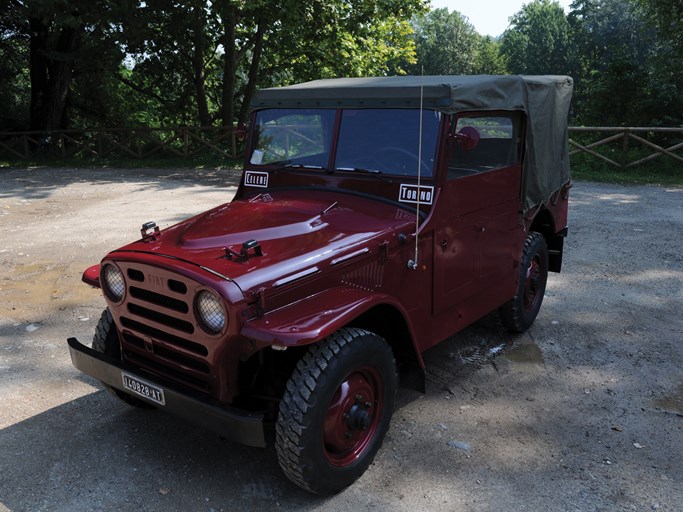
408,68,424,270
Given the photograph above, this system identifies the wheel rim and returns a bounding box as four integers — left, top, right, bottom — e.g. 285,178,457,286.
322,365,383,467
523,254,543,313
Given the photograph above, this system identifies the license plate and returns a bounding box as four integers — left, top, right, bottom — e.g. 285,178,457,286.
121,372,166,405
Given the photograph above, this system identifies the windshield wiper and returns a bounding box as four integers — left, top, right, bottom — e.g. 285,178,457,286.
336,167,383,175
282,162,324,170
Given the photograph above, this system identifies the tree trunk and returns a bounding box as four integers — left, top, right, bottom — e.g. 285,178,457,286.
44,26,79,131
28,16,49,131
193,1,211,126
28,17,80,131
221,6,237,127
238,17,266,124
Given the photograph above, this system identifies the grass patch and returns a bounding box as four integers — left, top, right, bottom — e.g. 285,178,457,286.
570,154,683,186
0,152,243,170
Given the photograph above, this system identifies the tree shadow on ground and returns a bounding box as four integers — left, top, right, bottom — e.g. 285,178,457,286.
0,167,244,201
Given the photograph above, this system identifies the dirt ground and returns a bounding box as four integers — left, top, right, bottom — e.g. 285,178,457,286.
0,167,681,512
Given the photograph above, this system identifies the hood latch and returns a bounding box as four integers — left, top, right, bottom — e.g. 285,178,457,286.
140,221,160,241
224,239,263,262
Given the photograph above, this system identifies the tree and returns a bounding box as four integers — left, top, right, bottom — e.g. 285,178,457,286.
0,0,30,130
473,36,508,75
409,8,480,75
122,0,426,126
235,0,427,123
500,0,570,75
0,0,129,131
634,0,683,125
0,0,426,131
567,0,680,126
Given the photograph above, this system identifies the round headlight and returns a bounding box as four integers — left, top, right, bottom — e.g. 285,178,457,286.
101,264,125,302
194,290,226,335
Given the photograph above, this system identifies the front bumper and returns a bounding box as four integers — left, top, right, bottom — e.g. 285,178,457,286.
67,337,266,448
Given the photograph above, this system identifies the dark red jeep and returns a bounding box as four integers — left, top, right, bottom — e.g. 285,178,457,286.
68,75,573,494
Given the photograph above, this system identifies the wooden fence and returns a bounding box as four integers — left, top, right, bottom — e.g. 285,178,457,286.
0,126,241,161
1,125,682,168
568,127,683,168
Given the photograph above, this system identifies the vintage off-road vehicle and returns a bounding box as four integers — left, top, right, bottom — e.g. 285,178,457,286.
68,75,573,494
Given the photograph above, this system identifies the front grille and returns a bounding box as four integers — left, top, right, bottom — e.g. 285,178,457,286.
113,262,216,395
122,332,210,374
130,286,189,313
127,302,194,333
120,317,207,356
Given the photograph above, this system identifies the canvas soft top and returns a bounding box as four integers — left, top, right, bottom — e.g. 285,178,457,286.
252,75,573,210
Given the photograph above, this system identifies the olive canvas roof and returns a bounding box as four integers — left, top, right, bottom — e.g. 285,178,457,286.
252,75,574,210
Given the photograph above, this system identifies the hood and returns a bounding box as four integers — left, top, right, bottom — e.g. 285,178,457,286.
113,190,414,294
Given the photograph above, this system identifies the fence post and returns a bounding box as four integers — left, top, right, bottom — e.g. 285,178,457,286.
183,127,189,158
621,129,630,168
232,125,237,159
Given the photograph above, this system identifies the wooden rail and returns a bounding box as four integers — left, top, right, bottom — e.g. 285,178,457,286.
0,126,241,160
568,127,683,168
1,125,682,168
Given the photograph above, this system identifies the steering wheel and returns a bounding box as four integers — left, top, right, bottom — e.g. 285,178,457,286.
370,146,430,175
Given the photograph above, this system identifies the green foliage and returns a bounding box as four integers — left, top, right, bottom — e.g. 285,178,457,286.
0,0,681,142
500,0,571,75
271,0,424,81
570,154,683,186
568,0,682,126
0,0,426,131
0,6,30,131
473,37,508,75
410,8,480,74
409,8,507,75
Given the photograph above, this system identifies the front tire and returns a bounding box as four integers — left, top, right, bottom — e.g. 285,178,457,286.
92,308,151,408
275,328,397,494
500,231,549,333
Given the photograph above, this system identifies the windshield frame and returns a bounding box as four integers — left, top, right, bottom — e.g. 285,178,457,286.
248,107,442,180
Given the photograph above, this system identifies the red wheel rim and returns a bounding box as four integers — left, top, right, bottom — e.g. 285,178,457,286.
523,254,543,313
322,366,383,467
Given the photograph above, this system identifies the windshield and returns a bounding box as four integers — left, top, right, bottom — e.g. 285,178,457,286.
335,109,440,177
250,109,335,167
250,108,441,177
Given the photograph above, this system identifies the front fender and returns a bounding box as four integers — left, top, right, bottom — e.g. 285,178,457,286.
241,286,416,351
82,264,100,288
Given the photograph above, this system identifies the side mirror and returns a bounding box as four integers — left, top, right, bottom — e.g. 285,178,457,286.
454,126,480,150
235,122,248,143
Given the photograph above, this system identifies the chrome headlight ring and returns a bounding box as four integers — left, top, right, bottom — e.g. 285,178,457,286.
101,263,126,303
194,289,227,335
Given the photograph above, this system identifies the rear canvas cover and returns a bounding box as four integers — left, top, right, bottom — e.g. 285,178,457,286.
252,75,573,210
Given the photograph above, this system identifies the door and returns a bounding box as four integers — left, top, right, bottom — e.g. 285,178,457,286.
433,112,524,317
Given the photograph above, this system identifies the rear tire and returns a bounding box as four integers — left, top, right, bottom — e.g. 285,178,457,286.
92,308,151,408
275,328,397,494
500,232,549,333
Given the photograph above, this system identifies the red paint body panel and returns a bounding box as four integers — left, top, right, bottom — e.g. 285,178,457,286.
114,189,417,297
82,264,101,287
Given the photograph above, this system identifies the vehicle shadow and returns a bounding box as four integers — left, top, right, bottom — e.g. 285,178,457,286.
0,388,331,511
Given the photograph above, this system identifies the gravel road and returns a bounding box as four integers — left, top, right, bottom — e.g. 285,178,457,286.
1,167,681,512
